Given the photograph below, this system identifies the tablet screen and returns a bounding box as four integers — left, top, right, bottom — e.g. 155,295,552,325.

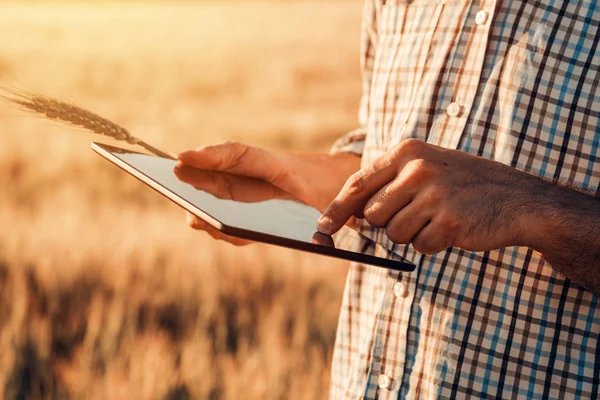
92,143,415,271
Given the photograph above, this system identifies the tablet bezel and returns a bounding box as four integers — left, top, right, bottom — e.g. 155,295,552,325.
91,142,416,271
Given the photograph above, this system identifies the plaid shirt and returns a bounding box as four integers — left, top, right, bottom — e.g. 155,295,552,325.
329,1,600,399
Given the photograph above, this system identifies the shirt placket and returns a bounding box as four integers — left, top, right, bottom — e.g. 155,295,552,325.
385,2,445,146
373,2,453,396
371,269,419,399
400,3,445,127
388,2,495,397
440,0,497,149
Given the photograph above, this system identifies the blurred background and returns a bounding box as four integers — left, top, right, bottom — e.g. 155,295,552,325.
0,1,363,399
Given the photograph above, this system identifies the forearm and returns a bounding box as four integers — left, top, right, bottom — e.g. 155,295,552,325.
519,176,600,294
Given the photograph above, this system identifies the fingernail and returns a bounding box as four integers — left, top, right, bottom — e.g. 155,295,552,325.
317,216,332,234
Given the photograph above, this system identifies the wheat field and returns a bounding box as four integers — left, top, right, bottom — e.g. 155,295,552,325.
0,2,363,399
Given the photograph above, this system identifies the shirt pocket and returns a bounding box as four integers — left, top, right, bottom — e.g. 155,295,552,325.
369,1,443,147
486,19,600,190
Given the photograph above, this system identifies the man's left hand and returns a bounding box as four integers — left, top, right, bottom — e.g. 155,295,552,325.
317,139,535,254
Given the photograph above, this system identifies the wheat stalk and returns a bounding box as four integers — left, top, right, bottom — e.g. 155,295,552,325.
1,88,175,160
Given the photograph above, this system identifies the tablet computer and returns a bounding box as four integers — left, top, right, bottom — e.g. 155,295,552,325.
91,142,415,271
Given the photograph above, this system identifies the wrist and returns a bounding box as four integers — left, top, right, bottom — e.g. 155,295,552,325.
511,174,558,252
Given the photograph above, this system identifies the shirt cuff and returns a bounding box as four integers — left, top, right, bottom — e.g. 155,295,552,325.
329,129,366,156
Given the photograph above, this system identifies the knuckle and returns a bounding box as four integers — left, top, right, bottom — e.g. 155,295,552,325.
215,140,242,154
395,138,425,156
385,223,408,244
438,211,460,231
413,233,447,255
220,140,240,148
412,236,435,254
364,206,386,228
325,201,341,220
363,206,374,222
229,141,248,154
407,158,433,176
385,225,399,243
227,142,249,163
345,172,365,196
421,188,444,207
205,141,249,170
194,144,210,152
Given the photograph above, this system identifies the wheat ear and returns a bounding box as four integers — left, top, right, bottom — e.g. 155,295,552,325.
1,89,175,160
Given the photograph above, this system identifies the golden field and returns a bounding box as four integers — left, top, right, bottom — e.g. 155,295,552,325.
0,2,363,399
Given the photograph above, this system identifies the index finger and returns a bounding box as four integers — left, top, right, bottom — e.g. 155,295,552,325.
317,156,398,235
317,139,427,235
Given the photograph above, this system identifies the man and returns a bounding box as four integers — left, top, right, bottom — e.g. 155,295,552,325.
177,1,600,398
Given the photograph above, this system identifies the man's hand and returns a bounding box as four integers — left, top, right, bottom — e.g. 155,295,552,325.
177,141,361,245
318,138,600,295
317,139,532,254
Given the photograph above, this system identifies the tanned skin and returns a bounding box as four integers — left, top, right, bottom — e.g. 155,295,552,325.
317,139,600,295
177,140,600,296
176,141,361,243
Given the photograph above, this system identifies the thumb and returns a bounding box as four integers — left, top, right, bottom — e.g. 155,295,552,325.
178,141,247,171
177,141,288,185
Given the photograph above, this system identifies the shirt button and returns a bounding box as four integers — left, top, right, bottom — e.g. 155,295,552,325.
475,10,489,25
378,374,394,390
447,102,462,118
394,282,407,298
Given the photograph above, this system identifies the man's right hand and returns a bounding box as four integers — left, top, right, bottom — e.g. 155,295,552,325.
176,141,361,246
